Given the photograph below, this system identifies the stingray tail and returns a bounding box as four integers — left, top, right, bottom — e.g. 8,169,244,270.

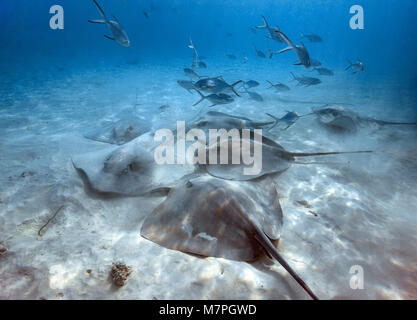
290,150,372,157
253,227,319,300
299,112,315,118
374,120,417,126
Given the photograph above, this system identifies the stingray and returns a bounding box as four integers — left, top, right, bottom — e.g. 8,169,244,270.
275,96,353,106
72,132,195,197
140,175,319,299
203,133,372,181
313,105,417,133
84,117,151,145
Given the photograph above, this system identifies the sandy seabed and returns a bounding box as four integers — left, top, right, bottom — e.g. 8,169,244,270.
0,59,416,299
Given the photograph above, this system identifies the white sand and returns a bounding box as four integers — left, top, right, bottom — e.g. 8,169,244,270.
0,60,416,299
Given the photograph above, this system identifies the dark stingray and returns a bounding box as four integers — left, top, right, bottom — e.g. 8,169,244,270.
84,117,151,145
140,175,319,299
73,133,195,197
313,105,417,133
275,97,353,106
203,133,372,181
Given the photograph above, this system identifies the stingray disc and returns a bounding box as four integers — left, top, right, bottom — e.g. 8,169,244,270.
140,175,283,261
84,118,151,145
73,133,195,197
203,134,294,181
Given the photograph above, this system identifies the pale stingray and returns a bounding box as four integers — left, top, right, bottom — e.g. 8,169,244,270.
141,175,319,299
203,133,372,181
84,117,151,145
72,133,195,197
313,105,417,133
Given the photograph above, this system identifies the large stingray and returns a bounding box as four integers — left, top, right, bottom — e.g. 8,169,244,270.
140,175,319,299
72,132,195,197
313,105,417,133
84,117,151,145
203,133,372,181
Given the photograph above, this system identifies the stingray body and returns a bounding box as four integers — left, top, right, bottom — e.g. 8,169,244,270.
313,106,417,133
140,175,318,299
84,117,151,145
73,132,194,197
203,133,371,181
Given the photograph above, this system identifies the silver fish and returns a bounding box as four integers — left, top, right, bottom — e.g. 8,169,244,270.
256,16,286,44
313,67,334,76
177,80,195,93
194,77,243,96
266,80,291,92
300,32,323,43
345,59,364,74
254,45,266,58
271,30,311,69
88,0,130,47
188,37,199,70
184,68,203,79
245,80,260,88
193,90,234,108
290,72,321,87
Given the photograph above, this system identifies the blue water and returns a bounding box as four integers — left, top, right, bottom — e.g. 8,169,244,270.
0,0,416,300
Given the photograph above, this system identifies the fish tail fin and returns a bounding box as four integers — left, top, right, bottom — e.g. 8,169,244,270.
253,227,318,300
104,35,115,41
230,80,243,97
345,59,353,70
279,46,294,54
193,90,206,106
265,113,280,131
188,37,194,49
266,80,274,89
256,15,269,29
88,19,106,24
290,72,297,81
290,150,372,157
92,0,107,21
